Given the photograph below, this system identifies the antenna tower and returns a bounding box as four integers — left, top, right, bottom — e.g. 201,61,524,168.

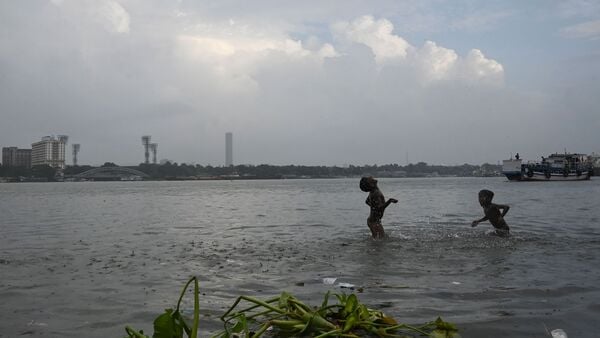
150,143,158,164
72,144,80,166
142,136,151,164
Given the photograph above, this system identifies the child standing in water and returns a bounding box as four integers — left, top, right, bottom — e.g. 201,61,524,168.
360,176,398,239
471,189,510,236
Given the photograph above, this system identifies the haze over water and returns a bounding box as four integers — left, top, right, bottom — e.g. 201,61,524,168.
1,177,599,337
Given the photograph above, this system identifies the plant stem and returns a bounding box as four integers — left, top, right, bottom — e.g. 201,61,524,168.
221,295,286,322
191,277,199,338
250,322,272,338
124,326,148,338
176,276,197,312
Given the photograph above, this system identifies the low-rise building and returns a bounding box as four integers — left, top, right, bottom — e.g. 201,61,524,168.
2,147,32,168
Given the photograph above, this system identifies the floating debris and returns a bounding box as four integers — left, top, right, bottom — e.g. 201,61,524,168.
551,329,567,338
322,277,337,285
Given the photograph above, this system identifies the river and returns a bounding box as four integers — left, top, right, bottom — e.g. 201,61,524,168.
1,177,599,337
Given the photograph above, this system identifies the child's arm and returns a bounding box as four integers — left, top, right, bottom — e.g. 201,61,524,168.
383,198,398,209
471,215,489,227
495,204,510,217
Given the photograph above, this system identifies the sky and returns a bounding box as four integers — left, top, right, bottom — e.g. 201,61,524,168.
1,0,599,166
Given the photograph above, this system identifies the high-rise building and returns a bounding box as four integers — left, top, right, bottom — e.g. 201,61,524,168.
2,147,32,168
31,136,67,169
72,144,81,166
225,132,233,167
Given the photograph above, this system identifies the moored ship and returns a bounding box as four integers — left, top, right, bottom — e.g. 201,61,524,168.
502,153,592,181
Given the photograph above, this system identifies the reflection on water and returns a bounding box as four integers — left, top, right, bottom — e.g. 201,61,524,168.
1,178,599,337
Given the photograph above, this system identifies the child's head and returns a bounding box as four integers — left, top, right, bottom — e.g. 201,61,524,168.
478,189,494,206
360,176,378,192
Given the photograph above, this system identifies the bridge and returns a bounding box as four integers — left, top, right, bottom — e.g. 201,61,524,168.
73,167,150,181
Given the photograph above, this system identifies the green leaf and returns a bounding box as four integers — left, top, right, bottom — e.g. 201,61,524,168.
278,292,293,309
342,313,358,332
124,326,149,338
229,313,248,335
153,309,183,338
334,293,346,305
343,294,358,316
375,315,397,326
320,291,331,309
429,329,462,338
434,317,458,331
357,304,371,321
428,317,460,338
429,330,448,338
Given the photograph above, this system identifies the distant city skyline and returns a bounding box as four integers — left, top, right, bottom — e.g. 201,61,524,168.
1,2,599,166
2,134,598,168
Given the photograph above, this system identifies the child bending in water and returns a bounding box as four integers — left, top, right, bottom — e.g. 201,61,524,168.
471,189,510,236
360,176,398,238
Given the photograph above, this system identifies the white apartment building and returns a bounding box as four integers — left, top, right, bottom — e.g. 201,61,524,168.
31,135,68,169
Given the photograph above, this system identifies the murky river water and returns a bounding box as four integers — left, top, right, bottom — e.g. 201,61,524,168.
1,177,599,337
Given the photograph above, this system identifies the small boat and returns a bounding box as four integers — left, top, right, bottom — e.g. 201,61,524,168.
502,153,592,181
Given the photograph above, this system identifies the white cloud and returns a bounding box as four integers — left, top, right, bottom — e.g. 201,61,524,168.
333,16,412,63
173,19,344,95
48,0,130,34
414,41,458,83
172,15,505,95
561,20,600,39
332,16,503,86
317,43,339,58
461,49,504,85
98,1,130,34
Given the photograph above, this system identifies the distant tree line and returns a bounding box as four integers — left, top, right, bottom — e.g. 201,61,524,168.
130,161,501,179
1,161,502,181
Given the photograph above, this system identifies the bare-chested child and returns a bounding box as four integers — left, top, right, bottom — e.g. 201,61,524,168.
471,189,510,236
360,176,398,239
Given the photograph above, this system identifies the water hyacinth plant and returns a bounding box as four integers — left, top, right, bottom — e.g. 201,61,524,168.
124,276,460,338
124,277,200,338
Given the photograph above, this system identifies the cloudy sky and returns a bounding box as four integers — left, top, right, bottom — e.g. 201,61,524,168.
1,0,599,166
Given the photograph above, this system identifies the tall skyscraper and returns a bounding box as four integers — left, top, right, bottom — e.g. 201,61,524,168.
2,147,32,168
225,132,233,167
31,135,67,169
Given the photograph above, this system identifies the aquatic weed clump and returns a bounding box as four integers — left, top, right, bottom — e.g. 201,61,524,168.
124,276,460,338
124,277,200,338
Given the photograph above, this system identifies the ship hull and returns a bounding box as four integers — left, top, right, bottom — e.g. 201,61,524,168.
505,171,591,181
504,172,522,181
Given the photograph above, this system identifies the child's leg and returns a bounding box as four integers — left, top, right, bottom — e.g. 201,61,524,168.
368,218,386,238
